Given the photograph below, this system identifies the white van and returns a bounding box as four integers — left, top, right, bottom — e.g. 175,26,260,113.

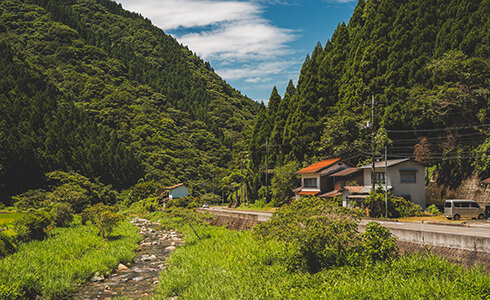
444,199,485,220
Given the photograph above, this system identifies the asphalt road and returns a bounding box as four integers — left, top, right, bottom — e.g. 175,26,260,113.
204,206,490,238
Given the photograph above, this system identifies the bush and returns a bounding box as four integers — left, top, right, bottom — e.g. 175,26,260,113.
365,188,421,218
166,196,196,209
129,197,161,213
361,221,398,263
254,196,361,273
0,233,16,258
14,211,52,243
81,203,123,239
50,203,74,227
425,204,442,215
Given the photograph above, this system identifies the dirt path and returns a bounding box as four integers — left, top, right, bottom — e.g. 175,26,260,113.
71,218,182,299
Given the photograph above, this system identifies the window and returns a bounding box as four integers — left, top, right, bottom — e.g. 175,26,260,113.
470,202,480,208
303,178,317,188
374,172,385,184
400,171,416,183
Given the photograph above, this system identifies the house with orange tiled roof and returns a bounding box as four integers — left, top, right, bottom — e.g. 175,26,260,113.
294,158,362,200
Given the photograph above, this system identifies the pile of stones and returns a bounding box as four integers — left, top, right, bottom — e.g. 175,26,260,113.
71,217,183,299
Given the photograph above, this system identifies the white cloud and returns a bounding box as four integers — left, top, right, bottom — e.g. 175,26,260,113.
116,0,301,100
179,21,296,61
217,61,290,81
118,0,259,30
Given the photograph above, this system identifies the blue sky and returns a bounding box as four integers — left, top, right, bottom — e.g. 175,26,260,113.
115,0,357,103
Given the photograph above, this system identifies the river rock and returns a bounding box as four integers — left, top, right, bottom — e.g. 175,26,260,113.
92,273,105,282
165,245,176,251
117,263,129,272
141,254,157,261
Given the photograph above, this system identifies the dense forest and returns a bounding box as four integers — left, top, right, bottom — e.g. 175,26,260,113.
250,0,490,203
0,0,258,204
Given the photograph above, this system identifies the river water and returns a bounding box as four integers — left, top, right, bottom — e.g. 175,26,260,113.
71,217,182,299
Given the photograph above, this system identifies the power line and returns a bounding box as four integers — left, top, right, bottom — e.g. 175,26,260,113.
387,123,490,133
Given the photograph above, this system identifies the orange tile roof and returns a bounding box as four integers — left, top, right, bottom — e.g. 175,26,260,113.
166,183,184,190
343,186,365,194
296,191,320,196
296,158,341,174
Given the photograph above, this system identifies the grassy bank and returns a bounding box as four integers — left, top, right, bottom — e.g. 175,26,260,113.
152,221,490,299
0,220,140,299
0,212,24,227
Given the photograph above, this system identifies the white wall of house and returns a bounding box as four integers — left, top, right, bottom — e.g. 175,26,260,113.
363,161,426,209
169,185,189,199
301,174,321,192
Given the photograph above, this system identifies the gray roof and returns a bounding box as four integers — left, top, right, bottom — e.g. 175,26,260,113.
359,158,412,169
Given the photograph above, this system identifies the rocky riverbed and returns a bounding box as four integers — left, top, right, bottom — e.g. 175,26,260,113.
71,217,183,299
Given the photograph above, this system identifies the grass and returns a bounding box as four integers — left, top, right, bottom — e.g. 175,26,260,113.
0,212,25,227
149,213,490,300
0,220,140,299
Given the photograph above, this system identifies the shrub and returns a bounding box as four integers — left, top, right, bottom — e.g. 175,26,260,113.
50,203,74,227
254,196,361,273
129,197,161,213
166,196,196,209
361,221,398,263
82,203,123,239
365,188,421,218
0,233,16,258
425,204,442,215
14,211,52,243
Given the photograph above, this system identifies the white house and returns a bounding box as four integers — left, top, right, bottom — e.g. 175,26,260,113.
166,183,189,200
343,158,426,209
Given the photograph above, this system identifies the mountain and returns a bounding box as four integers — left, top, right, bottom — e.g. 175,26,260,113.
250,0,490,201
0,0,258,203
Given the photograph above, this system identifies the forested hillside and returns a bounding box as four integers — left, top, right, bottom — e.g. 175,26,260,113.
0,0,257,204
250,0,490,202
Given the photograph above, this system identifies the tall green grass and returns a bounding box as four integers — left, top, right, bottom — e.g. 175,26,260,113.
153,223,490,299
0,212,24,226
0,221,140,299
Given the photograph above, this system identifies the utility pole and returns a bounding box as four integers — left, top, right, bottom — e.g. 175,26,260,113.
240,160,244,206
265,138,269,200
371,94,376,194
385,146,388,218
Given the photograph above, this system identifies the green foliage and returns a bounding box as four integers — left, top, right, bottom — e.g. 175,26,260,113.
248,0,490,195
82,203,123,239
0,0,257,205
166,196,197,209
0,233,16,259
361,221,398,263
50,203,74,227
365,188,422,218
154,222,490,299
126,180,160,206
0,221,139,300
129,197,161,213
14,211,52,243
425,204,442,215
254,197,361,273
13,171,117,213
270,162,300,207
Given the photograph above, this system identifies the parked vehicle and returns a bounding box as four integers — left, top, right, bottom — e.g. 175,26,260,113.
202,203,209,208
444,199,486,220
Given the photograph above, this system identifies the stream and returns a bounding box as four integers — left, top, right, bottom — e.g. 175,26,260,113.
71,217,182,299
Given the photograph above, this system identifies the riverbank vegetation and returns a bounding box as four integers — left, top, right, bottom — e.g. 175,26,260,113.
150,207,490,299
0,220,139,299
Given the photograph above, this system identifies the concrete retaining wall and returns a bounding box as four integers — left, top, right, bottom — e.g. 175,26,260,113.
204,210,260,230
359,224,490,253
